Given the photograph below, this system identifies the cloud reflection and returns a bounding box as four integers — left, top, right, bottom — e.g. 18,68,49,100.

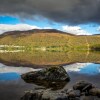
0,63,41,74
63,63,100,75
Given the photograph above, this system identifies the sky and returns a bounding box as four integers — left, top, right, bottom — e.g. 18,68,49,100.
0,0,100,35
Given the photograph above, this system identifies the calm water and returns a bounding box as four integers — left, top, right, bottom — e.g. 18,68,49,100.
0,51,100,100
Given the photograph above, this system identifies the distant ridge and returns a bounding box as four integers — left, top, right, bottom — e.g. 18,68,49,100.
1,29,74,36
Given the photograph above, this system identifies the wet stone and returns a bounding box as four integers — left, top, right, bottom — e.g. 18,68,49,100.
42,89,68,100
21,66,70,82
68,90,81,98
89,88,100,97
20,91,43,100
21,66,70,90
21,89,69,100
73,81,93,92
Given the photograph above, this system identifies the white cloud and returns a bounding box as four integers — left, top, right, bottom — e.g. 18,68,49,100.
0,24,40,34
0,24,54,34
62,25,91,35
0,24,92,35
43,27,52,29
97,26,100,31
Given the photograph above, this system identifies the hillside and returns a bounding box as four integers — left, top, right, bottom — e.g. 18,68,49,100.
0,29,100,51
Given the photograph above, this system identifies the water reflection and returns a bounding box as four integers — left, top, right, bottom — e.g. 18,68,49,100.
0,63,43,100
0,63,41,74
0,51,100,100
63,63,100,75
0,50,24,53
0,73,20,81
0,51,100,67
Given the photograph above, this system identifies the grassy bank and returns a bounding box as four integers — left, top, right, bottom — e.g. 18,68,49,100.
0,30,100,51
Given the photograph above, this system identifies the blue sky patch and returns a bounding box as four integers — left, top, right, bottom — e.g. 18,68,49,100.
0,15,100,35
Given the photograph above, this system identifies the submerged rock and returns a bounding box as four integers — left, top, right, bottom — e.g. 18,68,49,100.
21,66,70,90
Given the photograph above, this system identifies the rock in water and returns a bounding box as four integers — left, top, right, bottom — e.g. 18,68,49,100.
89,88,100,97
21,89,68,100
42,89,68,100
21,80,100,100
20,92,42,100
21,66,70,90
67,90,81,98
73,81,93,92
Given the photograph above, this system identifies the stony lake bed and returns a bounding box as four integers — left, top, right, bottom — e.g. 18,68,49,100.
0,51,100,100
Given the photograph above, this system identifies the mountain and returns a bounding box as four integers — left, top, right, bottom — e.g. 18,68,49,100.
1,29,74,36
0,29,100,51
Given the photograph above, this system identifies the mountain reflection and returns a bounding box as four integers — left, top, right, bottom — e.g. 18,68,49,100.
0,51,100,67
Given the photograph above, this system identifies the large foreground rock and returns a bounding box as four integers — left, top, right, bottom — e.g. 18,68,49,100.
21,66,70,90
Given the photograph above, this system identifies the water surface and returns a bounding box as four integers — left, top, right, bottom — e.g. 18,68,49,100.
0,51,100,100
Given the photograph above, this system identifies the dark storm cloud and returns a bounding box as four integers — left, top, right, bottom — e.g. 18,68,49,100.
0,0,100,24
